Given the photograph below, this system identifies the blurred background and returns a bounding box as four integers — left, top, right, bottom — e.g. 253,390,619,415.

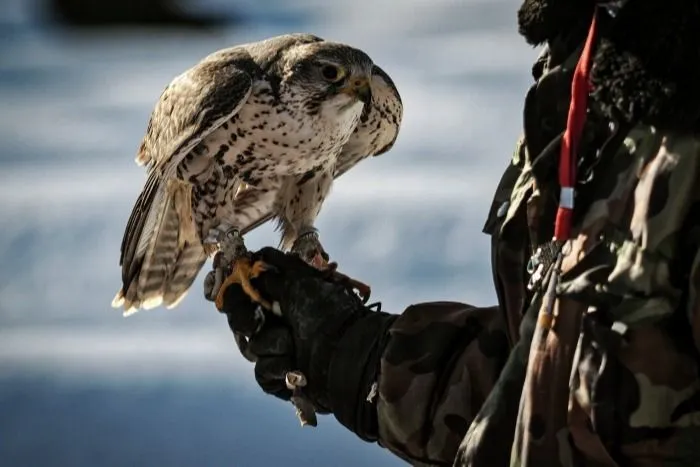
0,0,539,465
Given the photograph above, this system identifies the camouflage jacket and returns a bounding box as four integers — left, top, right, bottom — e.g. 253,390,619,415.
354,2,700,466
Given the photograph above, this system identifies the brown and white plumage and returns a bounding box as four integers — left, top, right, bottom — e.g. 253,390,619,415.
112,33,403,316
234,65,403,239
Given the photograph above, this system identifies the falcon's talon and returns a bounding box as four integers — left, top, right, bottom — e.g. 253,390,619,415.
345,277,372,303
214,256,271,311
250,260,270,278
313,258,371,303
331,270,372,303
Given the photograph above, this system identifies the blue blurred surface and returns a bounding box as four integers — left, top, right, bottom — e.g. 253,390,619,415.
0,0,539,465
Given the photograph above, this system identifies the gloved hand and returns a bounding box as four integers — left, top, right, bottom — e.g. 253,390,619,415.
204,247,396,432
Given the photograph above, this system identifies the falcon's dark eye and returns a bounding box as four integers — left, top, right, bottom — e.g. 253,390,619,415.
321,64,344,83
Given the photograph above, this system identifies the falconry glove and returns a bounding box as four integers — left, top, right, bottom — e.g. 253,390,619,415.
206,247,396,437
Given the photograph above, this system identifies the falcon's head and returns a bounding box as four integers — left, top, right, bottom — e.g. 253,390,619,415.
283,42,374,116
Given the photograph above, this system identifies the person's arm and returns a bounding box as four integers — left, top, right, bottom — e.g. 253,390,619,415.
344,302,508,465
212,248,509,465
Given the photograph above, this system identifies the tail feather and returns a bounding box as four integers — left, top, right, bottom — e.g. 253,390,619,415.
163,241,207,308
119,172,160,289
113,172,206,316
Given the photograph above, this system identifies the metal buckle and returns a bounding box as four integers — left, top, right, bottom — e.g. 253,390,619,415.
527,247,544,291
526,241,564,291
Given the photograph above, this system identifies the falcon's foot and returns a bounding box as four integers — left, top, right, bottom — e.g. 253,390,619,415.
291,230,329,269
291,231,372,303
203,223,246,257
203,226,270,311
322,262,372,304
214,255,271,311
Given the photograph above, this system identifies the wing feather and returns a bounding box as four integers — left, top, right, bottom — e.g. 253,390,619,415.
116,52,256,311
135,50,256,176
119,50,255,268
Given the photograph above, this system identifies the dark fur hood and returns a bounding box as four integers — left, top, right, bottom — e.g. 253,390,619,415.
517,0,700,133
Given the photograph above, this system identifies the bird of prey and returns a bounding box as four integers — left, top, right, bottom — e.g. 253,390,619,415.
111,33,403,316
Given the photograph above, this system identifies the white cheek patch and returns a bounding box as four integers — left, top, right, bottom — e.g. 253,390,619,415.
322,93,353,113
322,97,363,133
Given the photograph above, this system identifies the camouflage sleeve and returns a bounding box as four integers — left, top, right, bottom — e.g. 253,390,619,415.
372,302,509,465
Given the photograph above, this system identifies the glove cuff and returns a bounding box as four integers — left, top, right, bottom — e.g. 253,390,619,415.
327,310,397,442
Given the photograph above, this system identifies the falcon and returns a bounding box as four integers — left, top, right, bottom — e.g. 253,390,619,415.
111,33,403,316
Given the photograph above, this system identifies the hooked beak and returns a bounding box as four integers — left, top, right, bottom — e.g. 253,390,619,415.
340,77,372,107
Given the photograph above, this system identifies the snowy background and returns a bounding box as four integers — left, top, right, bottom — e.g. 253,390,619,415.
0,0,538,465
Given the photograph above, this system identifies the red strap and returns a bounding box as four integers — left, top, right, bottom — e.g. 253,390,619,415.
553,9,599,242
